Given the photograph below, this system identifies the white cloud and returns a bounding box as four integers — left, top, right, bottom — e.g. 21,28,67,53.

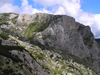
53,6,66,15
0,4,20,13
33,0,58,7
33,0,81,17
0,0,20,13
62,0,81,17
32,9,41,14
21,0,33,14
21,0,28,7
91,14,100,38
0,0,13,6
21,0,50,14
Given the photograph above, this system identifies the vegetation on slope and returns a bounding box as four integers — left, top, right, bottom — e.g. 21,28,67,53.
0,56,32,75
24,17,49,38
9,35,97,75
11,15,19,24
0,32,32,75
0,13,10,25
0,32,9,40
0,45,24,62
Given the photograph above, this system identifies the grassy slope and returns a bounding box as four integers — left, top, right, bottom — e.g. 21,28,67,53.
24,16,49,39
9,35,97,75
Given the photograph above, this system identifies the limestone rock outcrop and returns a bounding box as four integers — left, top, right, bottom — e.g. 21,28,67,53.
0,13,100,75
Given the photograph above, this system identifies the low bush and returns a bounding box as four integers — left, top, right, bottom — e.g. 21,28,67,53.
0,22,9,25
0,45,24,62
11,15,18,24
0,32,9,40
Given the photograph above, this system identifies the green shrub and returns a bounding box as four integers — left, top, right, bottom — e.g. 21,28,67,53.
0,45,24,62
0,32,9,40
0,22,9,25
22,18,25,21
2,69,14,74
11,15,18,24
50,54,53,58
2,13,10,17
0,13,10,22
35,53,44,59
5,61,10,64
24,20,49,38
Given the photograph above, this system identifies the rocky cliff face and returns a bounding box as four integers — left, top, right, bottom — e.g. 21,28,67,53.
0,13,100,75
0,33,48,75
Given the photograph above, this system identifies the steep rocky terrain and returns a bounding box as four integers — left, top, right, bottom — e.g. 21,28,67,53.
0,13,100,75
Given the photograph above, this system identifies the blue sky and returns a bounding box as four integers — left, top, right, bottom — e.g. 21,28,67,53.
0,0,100,38
13,0,100,14
81,0,100,14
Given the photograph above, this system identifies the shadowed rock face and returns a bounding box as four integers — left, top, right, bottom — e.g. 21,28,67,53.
41,18,93,58
95,39,100,45
0,13,100,74
33,14,96,58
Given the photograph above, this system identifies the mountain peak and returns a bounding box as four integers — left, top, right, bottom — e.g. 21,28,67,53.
0,13,100,75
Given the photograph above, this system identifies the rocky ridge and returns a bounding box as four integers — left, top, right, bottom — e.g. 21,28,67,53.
0,13,100,75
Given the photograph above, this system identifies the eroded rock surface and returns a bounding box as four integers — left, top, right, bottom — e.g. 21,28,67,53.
0,13,100,74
